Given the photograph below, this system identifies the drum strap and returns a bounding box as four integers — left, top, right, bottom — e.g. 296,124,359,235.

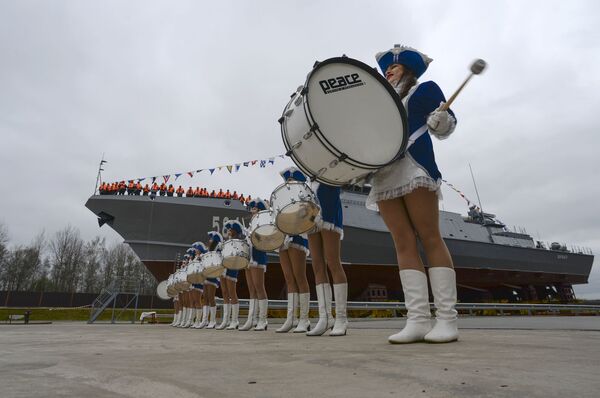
405,124,429,150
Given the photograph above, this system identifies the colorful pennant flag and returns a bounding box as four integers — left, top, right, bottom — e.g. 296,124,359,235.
226,165,233,173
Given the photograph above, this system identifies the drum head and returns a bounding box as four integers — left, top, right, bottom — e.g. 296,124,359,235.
251,226,285,251
223,256,249,270
275,202,320,235
156,280,170,300
306,57,408,167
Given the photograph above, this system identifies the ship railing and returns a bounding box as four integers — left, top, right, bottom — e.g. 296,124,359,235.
220,299,600,316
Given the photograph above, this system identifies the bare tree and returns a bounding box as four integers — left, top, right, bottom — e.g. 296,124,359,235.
49,226,84,292
81,236,106,293
0,229,45,291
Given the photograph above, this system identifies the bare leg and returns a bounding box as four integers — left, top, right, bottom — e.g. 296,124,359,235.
289,247,309,293
308,232,329,285
250,267,267,300
279,250,299,293
321,230,346,284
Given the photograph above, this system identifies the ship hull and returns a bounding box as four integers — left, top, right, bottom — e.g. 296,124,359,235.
86,195,594,302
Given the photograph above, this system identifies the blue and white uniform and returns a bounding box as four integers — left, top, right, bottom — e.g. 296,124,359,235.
223,220,245,282
311,182,344,239
366,45,457,210
205,231,223,287
279,167,311,254
247,198,269,271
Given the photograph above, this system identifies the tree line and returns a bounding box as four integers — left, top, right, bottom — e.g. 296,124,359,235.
0,223,157,295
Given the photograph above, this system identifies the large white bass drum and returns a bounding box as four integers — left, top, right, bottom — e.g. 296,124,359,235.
222,239,251,270
186,260,206,284
156,280,170,300
249,210,286,251
174,268,191,292
201,251,225,278
270,181,320,235
280,56,408,186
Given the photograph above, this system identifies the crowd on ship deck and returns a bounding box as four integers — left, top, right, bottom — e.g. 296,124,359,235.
98,181,252,203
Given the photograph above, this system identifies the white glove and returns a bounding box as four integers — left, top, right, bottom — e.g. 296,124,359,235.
427,102,456,140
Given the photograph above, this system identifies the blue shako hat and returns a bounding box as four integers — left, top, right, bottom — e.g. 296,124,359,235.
191,241,207,254
224,220,244,235
207,230,223,243
375,44,433,78
185,248,195,256
280,167,307,183
248,197,268,211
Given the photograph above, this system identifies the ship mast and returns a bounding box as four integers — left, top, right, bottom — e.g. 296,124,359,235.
93,153,107,195
469,163,485,224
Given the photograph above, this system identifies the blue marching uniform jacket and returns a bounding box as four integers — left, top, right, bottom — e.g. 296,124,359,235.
404,81,456,181
316,183,343,230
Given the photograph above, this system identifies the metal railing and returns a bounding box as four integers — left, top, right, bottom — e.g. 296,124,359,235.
88,277,141,323
215,299,600,316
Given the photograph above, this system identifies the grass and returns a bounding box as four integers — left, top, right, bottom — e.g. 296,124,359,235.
0,307,174,323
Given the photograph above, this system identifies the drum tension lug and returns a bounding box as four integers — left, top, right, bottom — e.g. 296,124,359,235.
310,123,319,132
338,153,348,161
278,116,285,124
312,60,320,68
301,87,309,96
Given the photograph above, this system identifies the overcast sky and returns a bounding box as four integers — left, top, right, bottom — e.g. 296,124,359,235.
1,0,599,297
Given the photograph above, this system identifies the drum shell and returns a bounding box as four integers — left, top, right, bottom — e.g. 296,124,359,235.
270,181,320,235
222,239,251,270
174,269,191,292
281,57,408,186
200,252,225,278
156,280,170,300
249,210,286,251
186,260,206,284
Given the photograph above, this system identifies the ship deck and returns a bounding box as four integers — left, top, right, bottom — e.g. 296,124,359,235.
2,318,599,397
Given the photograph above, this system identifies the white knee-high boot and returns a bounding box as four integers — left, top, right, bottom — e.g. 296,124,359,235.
276,293,298,333
192,307,203,328
254,299,268,331
239,299,256,331
389,270,432,344
293,292,311,333
206,306,217,329
182,307,194,328
307,284,328,336
171,309,181,327
227,303,240,330
424,267,459,343
197,305,209,329
330,283,348,336
325,283,334,329
216,304,230,330
177,307,188,328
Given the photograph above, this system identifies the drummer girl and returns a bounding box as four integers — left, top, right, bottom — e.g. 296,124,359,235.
179,251,196,328
370,45,458,343
216,220,243,330
190,242,207,329
307,182,348,336
239,198,269,331
276,167,311,333
200,231,223,329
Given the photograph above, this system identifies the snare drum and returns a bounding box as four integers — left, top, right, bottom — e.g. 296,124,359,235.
221,239,251,270
271,181,320,235
201,251,225,278
248,210,286,251
280,57,408,186
166,274,178,297
186,260,206,284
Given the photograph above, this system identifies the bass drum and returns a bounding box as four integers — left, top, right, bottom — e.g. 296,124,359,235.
186,260,206,284
270,181,320,235
156,280,170,300
248,210,286,251
222,239,251,270
280,56,408,186
201,251,225,278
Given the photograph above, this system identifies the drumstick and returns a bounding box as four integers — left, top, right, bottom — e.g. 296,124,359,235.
440,59,486,111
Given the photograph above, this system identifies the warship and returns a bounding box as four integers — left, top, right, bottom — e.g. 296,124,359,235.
86,186,594,302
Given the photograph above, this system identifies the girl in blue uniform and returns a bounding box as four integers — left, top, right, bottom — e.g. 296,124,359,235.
239,198,269,331
179,251,196,328
190,242,207,329
216,220,243,330
276,167,311,333
307,182,348,336
371,45,458,344
199,231,223,329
